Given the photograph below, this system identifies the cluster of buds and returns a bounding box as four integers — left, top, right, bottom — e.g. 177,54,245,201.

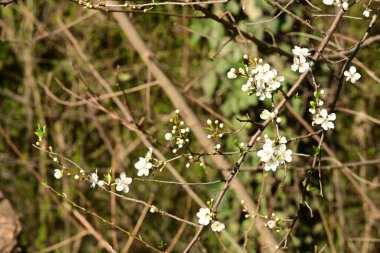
78,0,94,9
205,119,225,139
164,110,190,153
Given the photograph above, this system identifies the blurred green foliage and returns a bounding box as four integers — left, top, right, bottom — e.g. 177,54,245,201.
0,0,380,252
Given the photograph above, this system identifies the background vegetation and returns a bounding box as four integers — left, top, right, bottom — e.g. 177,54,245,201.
0,0,379,252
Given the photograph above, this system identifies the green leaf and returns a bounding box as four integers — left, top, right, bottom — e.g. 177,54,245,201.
313,145,320,155
306,185,317,192
34,124,46,140
104,171,112,184
302,178,307,187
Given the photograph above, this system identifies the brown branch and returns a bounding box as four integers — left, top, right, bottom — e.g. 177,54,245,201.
267,0,325,35
0,0,16,6
330,8,379,111
193,5,293,59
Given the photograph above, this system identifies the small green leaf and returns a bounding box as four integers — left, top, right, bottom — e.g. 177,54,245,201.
309,101,316,108
158,241,167,249
306,185,317,192
302,178,307,187
104,171,112,184
313,146,320,155
34,124,46,140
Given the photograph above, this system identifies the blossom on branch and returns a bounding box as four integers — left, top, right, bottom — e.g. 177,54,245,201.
291,56,310,73
89,169,104,188
315,109,336,130
211,221,225,232
227,56,285,101
197,207,212,225
257,136,292,172
135,148,153,176
54,169,62,179
227,68,237,79
344,66,361,83
115,172,132,193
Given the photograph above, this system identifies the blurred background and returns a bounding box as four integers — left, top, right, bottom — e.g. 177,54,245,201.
0,0,380,252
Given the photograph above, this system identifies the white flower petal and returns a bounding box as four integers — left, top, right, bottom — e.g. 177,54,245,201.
328,113,336,121
116,184,123,192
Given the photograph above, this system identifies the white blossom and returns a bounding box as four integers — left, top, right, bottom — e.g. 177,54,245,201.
89,170,99,188
363,9,371,18
257,137,292,172
344,66,361,83
150,205,158,213
233,59,284,100
97,180,104,187
292,46,310,58
227,68,237,79
257,139,275,163
267,220,276,229
291,56,310,73
315,109,336,130
277,144,293,163
342,0,348,10
323,0,349,9
260,109,276,120
323,0,335,5
211,221,225,232
164,133,172,140
264,159,280,172
196,208,212,225
54,169,62,179
115,172,132,193
135,148,153,176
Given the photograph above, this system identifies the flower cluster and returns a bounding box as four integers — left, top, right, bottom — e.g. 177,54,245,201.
205,119,224,139
344,66,361,84
309,91,336,131
257,135,292,172
227,56,285,100
134,148,154,176
164,110,190,153
291,46,310,73
323,0,349,10
196,207,225,232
